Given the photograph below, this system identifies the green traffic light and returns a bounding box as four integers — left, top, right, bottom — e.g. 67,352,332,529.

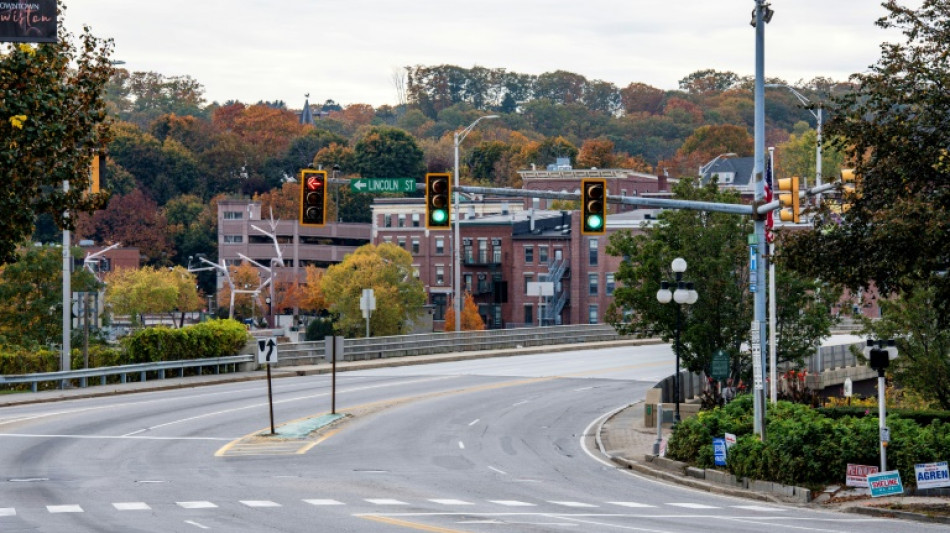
431,209,448,224
586,214,603,230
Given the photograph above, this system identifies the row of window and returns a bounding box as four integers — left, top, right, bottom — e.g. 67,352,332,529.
383,213,422,228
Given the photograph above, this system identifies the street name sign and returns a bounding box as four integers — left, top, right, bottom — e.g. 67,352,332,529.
867,470,904,497
350,178,416,194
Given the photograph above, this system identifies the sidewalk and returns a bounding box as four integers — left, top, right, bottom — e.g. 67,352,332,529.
597,402,950,524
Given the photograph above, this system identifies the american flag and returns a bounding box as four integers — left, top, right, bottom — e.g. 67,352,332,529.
764,157,774,243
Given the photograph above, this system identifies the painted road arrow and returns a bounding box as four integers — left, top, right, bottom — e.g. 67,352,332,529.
350,178,416,194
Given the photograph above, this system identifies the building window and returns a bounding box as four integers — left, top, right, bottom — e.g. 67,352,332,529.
464,244,474,263
411,238,420,255
383,236,392,244
223,235,243,244
384,214,393,228
435,237,444,255
524,304,534,326
412,213,421,227
464,273,473,293
224,258,242,267
412,266,420,279
589,273,598,296
524,273,534,293
492,246,502,264
524,246,533,264
589,238,599,266
554,248,563,262
397,237,406,249
588,304,599,324
398,214,406,228
431,293,447,321
606,273,615,296
478,239,488,263
539,246,548,264
223,211,243,220
436,266,445,285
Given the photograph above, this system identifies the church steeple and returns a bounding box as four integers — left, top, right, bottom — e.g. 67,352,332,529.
300,93,315,126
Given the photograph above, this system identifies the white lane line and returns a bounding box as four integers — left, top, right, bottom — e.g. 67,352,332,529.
488,466,507,475
429,499,473,506
458,441,465,449
468,419,480,426
574,386,594,392
113,502,151,511
667,503,719,509
47,505,83,513
549,501,599,508
241,500,281,508
184,520,210,529
489,500,536,507
512,400,529,406
0,433,232,441
732,505,786,512
365,498,409,505
177,501,218,509
304,499,344,506
0,508,16,517
609,501,657,508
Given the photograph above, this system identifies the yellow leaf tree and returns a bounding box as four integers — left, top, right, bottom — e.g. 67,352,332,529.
298,265,327,313
105,266,198,327
443,292,485,331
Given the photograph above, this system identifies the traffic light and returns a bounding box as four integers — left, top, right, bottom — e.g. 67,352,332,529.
777,176,801,223
425,173,451,229
89,153,101,194
299,169,327,227
840,168,862,212
581,178,607,235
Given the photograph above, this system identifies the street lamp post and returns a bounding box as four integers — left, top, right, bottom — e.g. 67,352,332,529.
765,83,823,202
454,115,499,332
698,152,738,178
656,258,699,422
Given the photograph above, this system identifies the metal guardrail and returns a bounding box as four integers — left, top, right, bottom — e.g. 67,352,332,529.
0,354,255,393
276,324,622,366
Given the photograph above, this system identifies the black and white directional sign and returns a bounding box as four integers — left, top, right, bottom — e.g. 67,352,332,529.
257,337,278,364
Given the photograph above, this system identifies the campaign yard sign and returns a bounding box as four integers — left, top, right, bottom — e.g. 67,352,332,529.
867,471,904,498
0,0,57,43
713,437,727,466
915,462,950,490
846,463,879,488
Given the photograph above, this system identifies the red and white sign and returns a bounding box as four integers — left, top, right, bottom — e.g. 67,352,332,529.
846,463,880,488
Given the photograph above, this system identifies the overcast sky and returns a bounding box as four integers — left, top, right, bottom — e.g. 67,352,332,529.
66,1,909,108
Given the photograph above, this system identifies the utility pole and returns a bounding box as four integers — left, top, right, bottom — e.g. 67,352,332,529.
752,0,771,437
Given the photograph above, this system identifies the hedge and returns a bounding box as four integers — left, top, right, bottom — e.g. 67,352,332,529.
666,395,950,490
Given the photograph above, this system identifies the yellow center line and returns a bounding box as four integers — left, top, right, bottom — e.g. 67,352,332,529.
358,514,473,533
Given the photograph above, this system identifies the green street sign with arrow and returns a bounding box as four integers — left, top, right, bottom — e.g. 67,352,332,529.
350,178,416,194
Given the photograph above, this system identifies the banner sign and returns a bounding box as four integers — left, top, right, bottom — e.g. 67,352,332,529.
0,1,57,43
867,471,904,497
915,462,950,490
713,437,727,466
846,463,879,488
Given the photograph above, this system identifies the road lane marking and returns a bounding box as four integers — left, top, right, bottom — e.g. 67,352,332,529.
488,466,507,475
467,419,479,426
667,503,719,509
359,514,473,533
304,499,344,506
47,505,83,513
512,400,529,406
549,501,599,507
429,499,473,506
241,500,281,507
0,508,15,517
458,441,465,449
366,498,409,505
733,505,785,512
113,502,151,511
609,502,657,508
177,501,217,509
184,520,210,529
489,500,535,507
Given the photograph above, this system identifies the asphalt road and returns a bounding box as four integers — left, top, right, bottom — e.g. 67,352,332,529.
0,342,938,532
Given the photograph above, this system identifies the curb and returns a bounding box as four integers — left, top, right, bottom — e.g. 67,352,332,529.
843,505,950,524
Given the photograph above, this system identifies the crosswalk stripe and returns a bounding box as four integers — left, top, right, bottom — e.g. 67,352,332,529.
113,502,151,511
429,499,473,505
304,499,345,506
241,500,281,508
489,500,536,507
0,508,16,517
668,503,719,509
549,501,598,508
177,501,218,509
609,502,657,508
47,505,83,513
365,498,409,505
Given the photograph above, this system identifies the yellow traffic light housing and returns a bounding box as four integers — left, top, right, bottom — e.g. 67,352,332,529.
840,168,862,208
777,176,801,223
581,178,607,235
425,173,452,229
299,169,328,227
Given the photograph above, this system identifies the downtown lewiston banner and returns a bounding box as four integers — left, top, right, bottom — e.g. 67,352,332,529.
0,0,57,43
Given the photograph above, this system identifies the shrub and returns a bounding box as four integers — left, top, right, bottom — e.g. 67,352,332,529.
123,319,248,363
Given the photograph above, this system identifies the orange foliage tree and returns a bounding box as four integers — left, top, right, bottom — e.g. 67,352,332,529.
443,292,485,331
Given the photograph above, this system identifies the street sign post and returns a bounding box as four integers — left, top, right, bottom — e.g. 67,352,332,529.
257,337,278,435
350,178,416,194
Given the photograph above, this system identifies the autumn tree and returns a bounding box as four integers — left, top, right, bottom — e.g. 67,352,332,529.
620,82,666,115
320,243,425,337
105,266,199,327
254,183,300,220
216,263,264,321
298,265,327,313
75,189,174,266
0,18,114,264
354,126,426,180
443,292,485,331
678,69,740,94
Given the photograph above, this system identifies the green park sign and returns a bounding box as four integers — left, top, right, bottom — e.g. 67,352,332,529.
350,178,416,194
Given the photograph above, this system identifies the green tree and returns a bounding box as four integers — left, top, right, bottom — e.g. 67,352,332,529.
0,17,114,264
783,0,950,325
320,243,425,337
104,266,197,327
0,245,98,348
354,127,425,180
775,126,845,185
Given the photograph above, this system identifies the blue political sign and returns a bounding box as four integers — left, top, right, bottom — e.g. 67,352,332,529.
713,437,727,466
867,471,904,497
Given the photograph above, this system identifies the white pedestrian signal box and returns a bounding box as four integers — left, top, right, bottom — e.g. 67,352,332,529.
257,337,278,365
